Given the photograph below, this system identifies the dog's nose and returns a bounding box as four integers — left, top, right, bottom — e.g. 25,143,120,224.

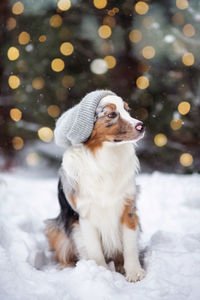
135,122,145,132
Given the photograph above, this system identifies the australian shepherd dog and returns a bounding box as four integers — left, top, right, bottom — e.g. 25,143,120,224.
45,94,145,282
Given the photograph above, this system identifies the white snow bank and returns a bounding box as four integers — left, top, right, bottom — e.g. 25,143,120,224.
0,171,200,300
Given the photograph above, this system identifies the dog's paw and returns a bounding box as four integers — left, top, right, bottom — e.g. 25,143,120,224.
125,267,146,282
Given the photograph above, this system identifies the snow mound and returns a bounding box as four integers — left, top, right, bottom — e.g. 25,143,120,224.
0,171,200,300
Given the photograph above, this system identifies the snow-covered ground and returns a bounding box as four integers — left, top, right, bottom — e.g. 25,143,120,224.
0,170,200,300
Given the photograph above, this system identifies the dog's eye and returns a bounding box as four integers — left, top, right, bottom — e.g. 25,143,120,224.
108,112,117,118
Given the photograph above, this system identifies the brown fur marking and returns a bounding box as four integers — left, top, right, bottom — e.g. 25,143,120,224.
45,224,77,266
71,194,76,207
121,201,139,230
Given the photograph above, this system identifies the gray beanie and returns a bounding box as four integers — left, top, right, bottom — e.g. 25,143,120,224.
54,90,116,148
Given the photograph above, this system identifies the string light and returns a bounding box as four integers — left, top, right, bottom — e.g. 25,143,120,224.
12,1,24,15
104,56,116,69
180,153,193,166
142,46,155,59
136,76,149,89
38,35,47,42
57,0,71,11
60,42,74,56
90,59,107,74
50,15,62,28
10,108,22,122
170,119,182,130
6,17,17,30
12,136,24,150
38,127,53,142
135,1,149,15
32,77,45,90
7,47,19,61
26,153,39,166
176,0,188,10
93,0,107,9
182,53,194,66
98,25,112,39
51,58,65,72
8,75,20,89
47,105,60,118
62,75,75,88
182,24,195,37
154,133,167,147
178,101,190,115
18,31,30,45
129,30,142,43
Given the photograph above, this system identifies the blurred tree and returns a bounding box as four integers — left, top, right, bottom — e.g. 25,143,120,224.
1,0,200,173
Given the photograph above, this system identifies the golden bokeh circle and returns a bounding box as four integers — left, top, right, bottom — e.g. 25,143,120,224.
38,127,53,142
98,25,112,39
182,24,195,37
18,31,30,45
47,105,61,118
178,101,191,115
32,77,45,90
7,47,19,61
104,56,116,69
6,17,17,30
39,35,47,42
93,0,107,9
12,136,24,150
182,53,194,66
176,0,188,10
60,42,74,56
50,15,63,28
62,75,75,88
51,58,65,72
10,108,22,122
180,153,193,167
12,1,24,15
170,119,182,130
142,46,155,59
135,1,149,15
154,133,167,147
8,75,20,89
136,76,149,89
57,0,71,11
129,30,142,43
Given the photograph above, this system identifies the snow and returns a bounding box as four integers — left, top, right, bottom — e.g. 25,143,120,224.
0,170,200,300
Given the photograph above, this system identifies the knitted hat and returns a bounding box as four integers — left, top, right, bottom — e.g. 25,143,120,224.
54,90,116,148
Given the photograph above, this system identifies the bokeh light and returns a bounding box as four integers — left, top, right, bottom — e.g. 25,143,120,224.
136,76,149,89
51,58,65,72
176,0,188,10
103,16,116,28
26,153,39,166
182,24,195,37
50,15,63,28
129,30,142,43
104,56,116,69
38,127,53,142
90,59,108,74
135,1,149,15
6,17,17,30
180,153,193,166
8,75,20,89
12,136,24,150
57,0,71,11
39,35,47,42
7,47,19,61
172,12,185,26
98,25,112,39
32,77,45,90
60,42,74,56
93,0,107,9
170,119,182,130
10,108,22,122
154,133,167,147
47,105,61,118
178,101,191,115
142,46,155,59
18,31,30,45
62,75,75,88
182,53,194,66
12,1,24,15
135,107,149,121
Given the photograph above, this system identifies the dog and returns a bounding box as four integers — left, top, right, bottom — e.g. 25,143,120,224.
45,93,145,282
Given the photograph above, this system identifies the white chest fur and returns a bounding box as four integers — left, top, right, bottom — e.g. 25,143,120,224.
62,143,139,256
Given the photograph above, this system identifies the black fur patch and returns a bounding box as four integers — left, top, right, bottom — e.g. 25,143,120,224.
57,179,79,234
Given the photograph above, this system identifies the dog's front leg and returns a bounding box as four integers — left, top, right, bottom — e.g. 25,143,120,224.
121,204,145,282
79,218,108,269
